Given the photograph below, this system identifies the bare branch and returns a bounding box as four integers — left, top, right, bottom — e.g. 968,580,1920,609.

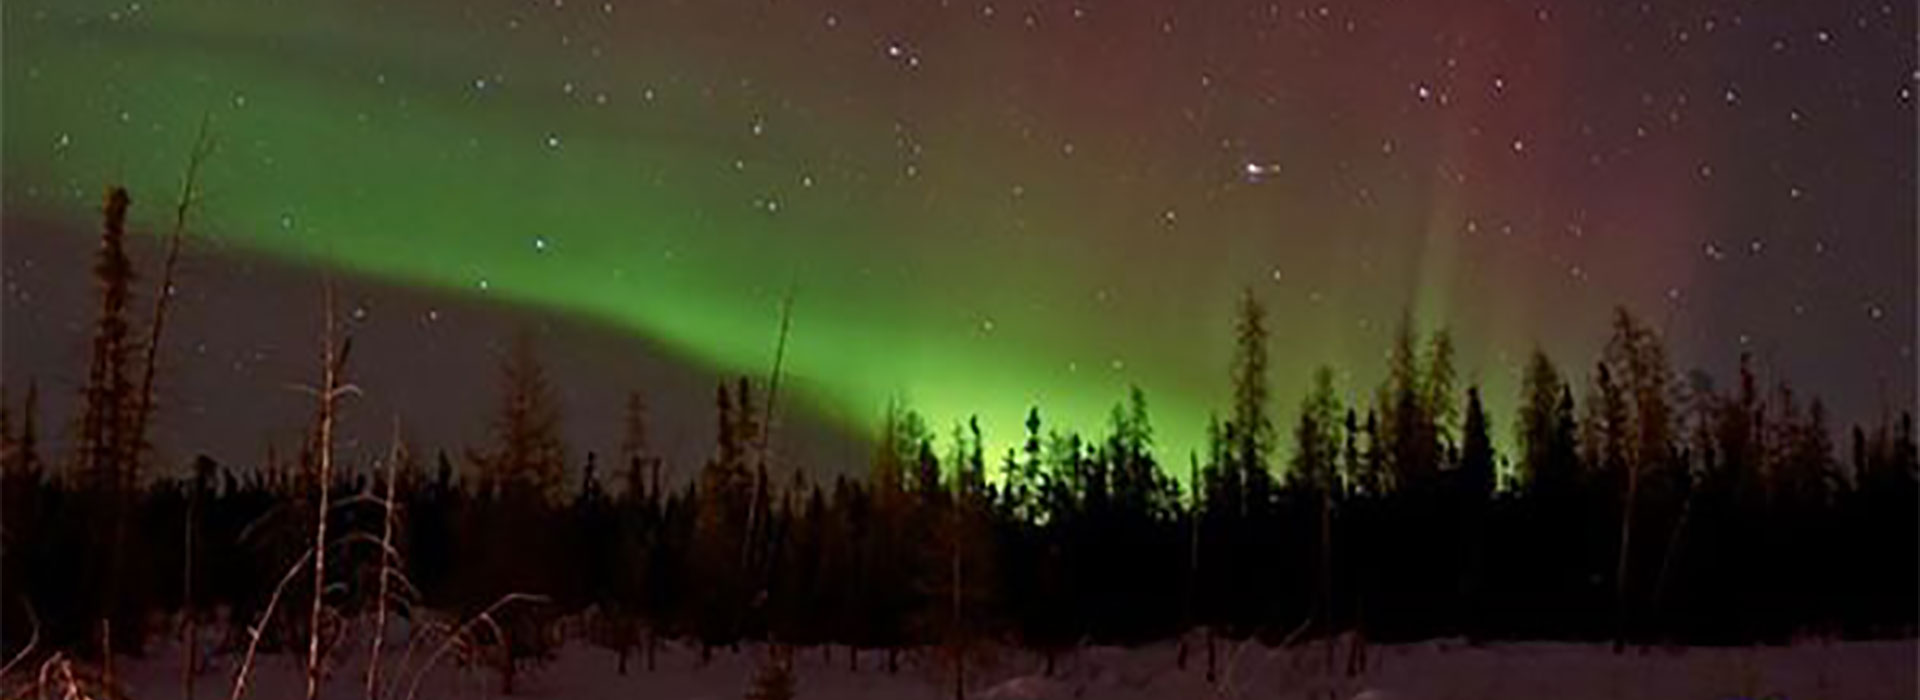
1,599,41,677
305,281,349,700
131,113,216,484
366,418,404,700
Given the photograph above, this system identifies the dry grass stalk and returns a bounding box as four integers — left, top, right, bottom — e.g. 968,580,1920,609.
375,600,494,700
402,593,548,700
31,653,100,700
1210,635,1256,699
382,616,458,700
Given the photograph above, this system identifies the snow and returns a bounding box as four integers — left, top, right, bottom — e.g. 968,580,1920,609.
19,619,1916,700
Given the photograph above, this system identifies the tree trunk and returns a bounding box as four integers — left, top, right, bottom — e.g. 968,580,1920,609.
101,620,114,691
183,478,197,700
1345,627,1367,677
1613,462,1640,653
952,528,965,700
1205,630,1216,683
1651,493,1692,642
183,615,197,700
1320,485,1334,673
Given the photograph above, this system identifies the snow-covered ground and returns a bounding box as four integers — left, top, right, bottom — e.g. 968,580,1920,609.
19,621,1917,700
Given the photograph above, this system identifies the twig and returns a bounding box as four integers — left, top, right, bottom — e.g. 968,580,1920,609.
1278,616,1314,647
228,548,314,700
235,503,291,548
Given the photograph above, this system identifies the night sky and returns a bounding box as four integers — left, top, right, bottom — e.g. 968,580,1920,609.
3,0,1914,473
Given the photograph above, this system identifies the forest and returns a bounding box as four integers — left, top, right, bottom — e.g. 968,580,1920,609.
1,185,1915,695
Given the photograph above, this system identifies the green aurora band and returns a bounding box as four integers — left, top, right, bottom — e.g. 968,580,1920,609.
7,0,1735,467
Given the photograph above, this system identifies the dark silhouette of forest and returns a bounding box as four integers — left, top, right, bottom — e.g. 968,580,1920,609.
1,186,1915,689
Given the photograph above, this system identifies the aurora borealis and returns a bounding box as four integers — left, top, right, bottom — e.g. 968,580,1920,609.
4,0,1915,467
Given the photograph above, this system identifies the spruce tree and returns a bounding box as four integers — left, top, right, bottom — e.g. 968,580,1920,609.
1456,386,1496,638
1290,367,1341,491
1228,288,1274,503
1459,388,1495,498
77,187,139,492
474,334,567,503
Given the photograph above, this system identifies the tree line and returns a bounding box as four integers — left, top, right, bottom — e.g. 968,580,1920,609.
1,186,1915,690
